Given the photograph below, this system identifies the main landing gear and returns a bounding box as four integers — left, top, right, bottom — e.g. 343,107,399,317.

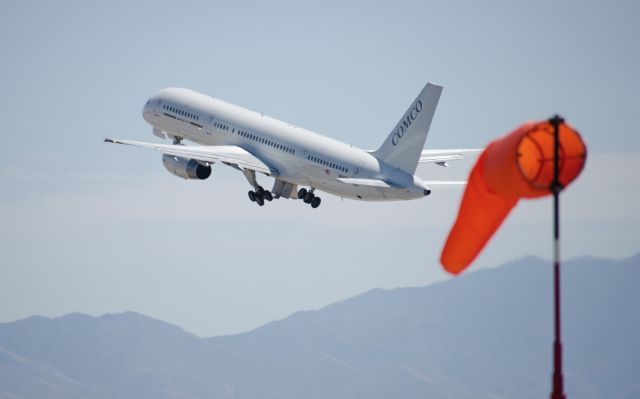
248,186,273,206
298,188,321,209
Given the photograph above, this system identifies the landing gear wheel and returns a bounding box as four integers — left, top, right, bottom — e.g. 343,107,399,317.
303,192,314,204
256,196,264,206
311,197,321,209
297,188,307,200
256,186,265,196
264,191,273,202
248,191,256,202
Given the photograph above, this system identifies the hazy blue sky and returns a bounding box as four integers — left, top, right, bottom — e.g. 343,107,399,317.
1,0,638,336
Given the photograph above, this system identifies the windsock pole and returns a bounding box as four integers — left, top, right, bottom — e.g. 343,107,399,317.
550,115,566,399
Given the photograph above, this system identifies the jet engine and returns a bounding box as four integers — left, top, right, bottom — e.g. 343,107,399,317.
162,154,211,180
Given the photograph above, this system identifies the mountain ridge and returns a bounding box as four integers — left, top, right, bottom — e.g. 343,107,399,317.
1,254,638,399
4,253,635,337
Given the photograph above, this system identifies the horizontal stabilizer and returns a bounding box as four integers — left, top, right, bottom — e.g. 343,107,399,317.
419,149,481,164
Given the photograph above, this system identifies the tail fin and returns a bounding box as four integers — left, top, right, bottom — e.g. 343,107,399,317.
372,83,442,174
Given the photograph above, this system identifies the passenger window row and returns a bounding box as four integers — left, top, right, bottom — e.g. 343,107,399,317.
237,129,294,155
162,104,199,121
307,154,348,173
214,122,229,131
161,108,296,157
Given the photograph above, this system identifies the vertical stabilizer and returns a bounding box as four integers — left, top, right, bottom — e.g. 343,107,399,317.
372,83,442,174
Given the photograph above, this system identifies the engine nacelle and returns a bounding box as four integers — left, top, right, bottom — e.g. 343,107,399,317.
162,154,211,180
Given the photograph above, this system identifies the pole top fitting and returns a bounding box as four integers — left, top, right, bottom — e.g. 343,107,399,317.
549,114,565,127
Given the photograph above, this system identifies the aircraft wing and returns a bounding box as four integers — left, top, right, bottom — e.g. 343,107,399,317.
419,149,481,164
104,138,274,175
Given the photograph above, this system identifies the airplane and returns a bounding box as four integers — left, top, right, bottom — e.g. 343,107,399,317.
105,83,478,209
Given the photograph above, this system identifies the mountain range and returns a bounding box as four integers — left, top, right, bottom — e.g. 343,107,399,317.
1,255,638,398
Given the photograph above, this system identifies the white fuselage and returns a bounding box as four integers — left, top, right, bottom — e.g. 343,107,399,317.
142,88,429,201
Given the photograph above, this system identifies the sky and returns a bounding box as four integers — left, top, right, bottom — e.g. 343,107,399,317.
0,0,638,337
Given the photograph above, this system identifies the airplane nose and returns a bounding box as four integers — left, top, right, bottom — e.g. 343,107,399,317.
142,99,152,115
142,99,155,122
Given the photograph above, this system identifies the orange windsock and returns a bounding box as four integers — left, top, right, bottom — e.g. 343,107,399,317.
440,118,587,275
